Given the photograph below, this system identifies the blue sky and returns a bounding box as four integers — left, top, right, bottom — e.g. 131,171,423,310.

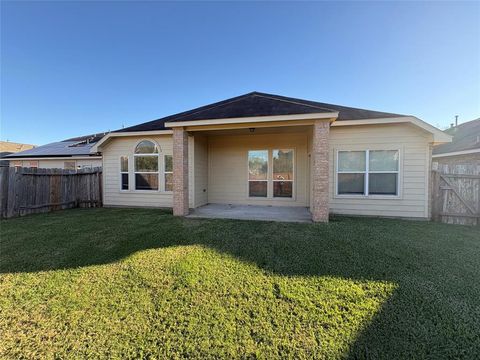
1,1,479,145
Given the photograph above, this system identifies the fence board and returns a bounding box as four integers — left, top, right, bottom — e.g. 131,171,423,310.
431,163,480,225
0,167,102,219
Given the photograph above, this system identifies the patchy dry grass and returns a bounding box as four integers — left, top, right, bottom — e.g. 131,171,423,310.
0,208,478,359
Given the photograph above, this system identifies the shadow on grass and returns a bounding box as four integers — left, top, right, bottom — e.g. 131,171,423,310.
1,208,479,358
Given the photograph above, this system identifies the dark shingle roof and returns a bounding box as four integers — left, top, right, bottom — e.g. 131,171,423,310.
433,118,480,155
3,133,106,159
116,92,407,133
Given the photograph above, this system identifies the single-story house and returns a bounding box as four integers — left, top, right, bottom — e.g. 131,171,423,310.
4,134,104,170
433,118,480,167
93,92,450,222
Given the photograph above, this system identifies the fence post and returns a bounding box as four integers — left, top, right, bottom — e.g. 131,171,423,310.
0,167,9,219
431,170,441,222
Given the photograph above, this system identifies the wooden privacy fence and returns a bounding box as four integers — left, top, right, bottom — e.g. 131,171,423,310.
0,167,102,219
431,163,480,225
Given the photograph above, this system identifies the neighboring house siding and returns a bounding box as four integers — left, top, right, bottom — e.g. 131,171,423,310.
9,158,102,169
74,159,102,168
207,132,309,207
329,123,432,218
102,135,174,208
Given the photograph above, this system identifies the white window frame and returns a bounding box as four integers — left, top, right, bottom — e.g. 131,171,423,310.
163,154,173,192
247,149,269,198
119,156,129,191
247,148,296,200
133,140,160,192
335,149,400,198
272,149,295,199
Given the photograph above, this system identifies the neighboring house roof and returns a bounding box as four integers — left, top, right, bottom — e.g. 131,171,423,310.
3,133,106,159
433,118,480,157
116,91,408,133
0,141,36,153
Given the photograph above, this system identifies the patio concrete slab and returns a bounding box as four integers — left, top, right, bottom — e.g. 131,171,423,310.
187,203,312,223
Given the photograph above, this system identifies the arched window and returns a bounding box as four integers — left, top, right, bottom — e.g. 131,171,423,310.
134,140,159,190
135,140,158,154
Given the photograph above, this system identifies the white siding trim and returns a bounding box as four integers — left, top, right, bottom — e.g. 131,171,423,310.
165,112,338,128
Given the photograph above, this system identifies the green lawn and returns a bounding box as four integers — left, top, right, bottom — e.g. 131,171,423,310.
0,209,479,359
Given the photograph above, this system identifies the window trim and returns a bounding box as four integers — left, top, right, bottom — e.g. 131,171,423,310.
335,149,401,199
246,148,296,200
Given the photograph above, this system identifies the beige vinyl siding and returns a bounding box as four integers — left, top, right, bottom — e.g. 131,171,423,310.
329,123,432,218
208,132,309,207
75,159,102,168
9,158,102,169
102,135,174,208
194,135,208,207
38,160,66,168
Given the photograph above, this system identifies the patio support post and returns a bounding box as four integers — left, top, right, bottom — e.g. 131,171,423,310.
173,127,189,216
311,120,330,222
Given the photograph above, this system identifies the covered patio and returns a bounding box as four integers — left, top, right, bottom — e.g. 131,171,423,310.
187,203,312,223
169,119,333,223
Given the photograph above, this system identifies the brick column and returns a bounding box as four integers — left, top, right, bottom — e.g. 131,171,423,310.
311,120,330,222
173,127,189,216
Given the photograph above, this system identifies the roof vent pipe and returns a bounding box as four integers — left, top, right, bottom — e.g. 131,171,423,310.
455,115,459,127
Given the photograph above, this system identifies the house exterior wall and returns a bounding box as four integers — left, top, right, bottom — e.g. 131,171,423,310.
329,123,432,218
207,132,309,207
100,122,434,219
9,158,102,169
102,135,174,208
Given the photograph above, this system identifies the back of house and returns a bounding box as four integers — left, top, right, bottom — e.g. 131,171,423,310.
93,92,450,222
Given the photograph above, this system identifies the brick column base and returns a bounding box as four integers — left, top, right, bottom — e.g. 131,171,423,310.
173,127,189,216
311,120,330,222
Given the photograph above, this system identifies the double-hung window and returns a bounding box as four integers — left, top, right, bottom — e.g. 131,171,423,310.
134,140,159,190
337,150,399,196
120,156,129,190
